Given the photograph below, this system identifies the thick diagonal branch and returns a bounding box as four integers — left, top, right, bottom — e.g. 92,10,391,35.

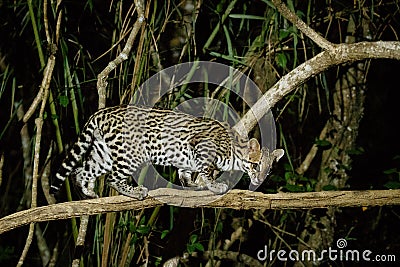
238,41,400,131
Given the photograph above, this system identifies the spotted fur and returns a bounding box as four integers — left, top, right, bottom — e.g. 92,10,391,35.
50,105,284,199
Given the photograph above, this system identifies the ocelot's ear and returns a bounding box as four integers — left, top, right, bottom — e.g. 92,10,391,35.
272,149,285,162
248,138,260,152
248,138,261,161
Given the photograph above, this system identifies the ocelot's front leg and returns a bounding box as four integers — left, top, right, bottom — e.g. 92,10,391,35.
106,168,148,200
198,166,228,194
178,169,205,190
192,139,228,194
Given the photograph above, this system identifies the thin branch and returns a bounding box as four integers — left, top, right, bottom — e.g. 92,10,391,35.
17,0,59,260
271,0,335,51
22,55,55,123
97,0,145,109
0,153,3,187
71,215,90,267
43,0,51,43
16,224,34,267
1,189,399,235
296,124,328,175
17,55,55,267
42,148,56,205
35,225,51,266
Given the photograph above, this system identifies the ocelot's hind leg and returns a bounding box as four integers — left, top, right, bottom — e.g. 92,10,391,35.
106,168,148,200
74,131,113,198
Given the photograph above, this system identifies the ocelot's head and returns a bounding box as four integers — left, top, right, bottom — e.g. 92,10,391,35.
244,139,284,190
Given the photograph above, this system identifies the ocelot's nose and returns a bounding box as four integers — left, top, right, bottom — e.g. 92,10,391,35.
248,183,258,191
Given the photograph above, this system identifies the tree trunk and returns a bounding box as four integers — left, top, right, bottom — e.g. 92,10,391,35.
296,16,369,266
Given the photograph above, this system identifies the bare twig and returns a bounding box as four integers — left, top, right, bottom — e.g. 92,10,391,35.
17,54,54,266
71,215,90,267
296,124,328,175
35,225,51,267
0,153,3,187
271,0,335,51
22,55,56,123
47,241,59,267
1,189,400,235
97,0,145,109
42,148,56,205
17,0,58,255
15,105,34,267
43,0,50,43
16,223,35,267
16,105,33,206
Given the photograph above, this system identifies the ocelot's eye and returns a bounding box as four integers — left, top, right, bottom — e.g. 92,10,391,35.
252,163,260,172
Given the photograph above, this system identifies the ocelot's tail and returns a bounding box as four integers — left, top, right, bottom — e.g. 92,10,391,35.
50,125,94,195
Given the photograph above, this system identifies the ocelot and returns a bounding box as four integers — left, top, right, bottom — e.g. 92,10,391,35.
50,105,284,199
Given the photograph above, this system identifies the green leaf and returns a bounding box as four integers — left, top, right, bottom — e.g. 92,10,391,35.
59,95,69,107
279,213,288,224
383,168,398,175
139,215,146,225
284,163,293,171
189,234,198,244
276,53,288,69
136,225,150,234
393,155,400,160
193,243,205,252
384,181,400,189
216,221,224,233
271,175,284,182
209,52,246,65
315,139,332,149
187,244,195,254
299,175,309,182
279,29,290,40
260,0,275,9
296,10,305,18
129,222,136,233
229,14,266,20
284,171,296,181
161,230,169,239
130,235,138,245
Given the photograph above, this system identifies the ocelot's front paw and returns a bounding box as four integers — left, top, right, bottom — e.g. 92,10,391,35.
207,182,229,194
132,185,148,200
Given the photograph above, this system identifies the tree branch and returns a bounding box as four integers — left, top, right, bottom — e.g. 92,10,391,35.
97,0,145,109
1,189,399,235
238,41,400,131
271,0,335,51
